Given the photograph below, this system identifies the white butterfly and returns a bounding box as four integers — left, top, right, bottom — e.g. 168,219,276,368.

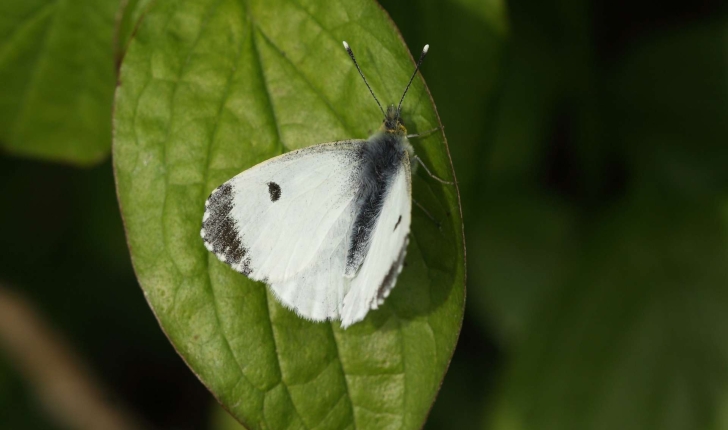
200,42,450,328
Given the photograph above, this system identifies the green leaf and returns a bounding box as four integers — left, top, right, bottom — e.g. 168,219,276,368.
448,0,509,37
611,22,728,197
0,0,119,165
488,196,728,430
468,190,577,344
113,0,465,429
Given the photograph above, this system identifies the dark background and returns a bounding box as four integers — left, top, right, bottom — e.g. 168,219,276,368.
2,0,728,429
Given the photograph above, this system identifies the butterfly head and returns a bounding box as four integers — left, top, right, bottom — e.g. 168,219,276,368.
343,41,429,137
383,104,407,135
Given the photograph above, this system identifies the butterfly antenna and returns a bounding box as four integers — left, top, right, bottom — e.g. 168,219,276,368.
343,41,386,118
397,44,429,115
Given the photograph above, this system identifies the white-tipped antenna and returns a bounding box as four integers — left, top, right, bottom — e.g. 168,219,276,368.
343,41,386,117
397,44,430,115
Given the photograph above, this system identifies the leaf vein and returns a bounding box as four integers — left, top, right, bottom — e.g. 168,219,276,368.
254,25,356,139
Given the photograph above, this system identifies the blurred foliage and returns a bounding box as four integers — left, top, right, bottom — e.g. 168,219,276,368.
0,0,118,165
1,0,728,429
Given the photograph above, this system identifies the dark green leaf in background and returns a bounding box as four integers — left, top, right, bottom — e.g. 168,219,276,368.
482,14,728,430
0,0,119,165
113,0,465,428
612,22,728,198
488,196,728,430
469,191,578,344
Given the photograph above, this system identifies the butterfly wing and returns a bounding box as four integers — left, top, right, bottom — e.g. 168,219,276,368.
340,156,412,328
201,140,366,321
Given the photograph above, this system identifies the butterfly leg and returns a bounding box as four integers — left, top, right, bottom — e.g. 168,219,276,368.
407,126,442,139
413,199,442,230
412,155,454,185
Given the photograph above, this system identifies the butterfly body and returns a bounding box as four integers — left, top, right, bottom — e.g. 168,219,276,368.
347,105,413,278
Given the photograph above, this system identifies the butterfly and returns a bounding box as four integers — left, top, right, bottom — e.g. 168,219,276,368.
201,41,450,328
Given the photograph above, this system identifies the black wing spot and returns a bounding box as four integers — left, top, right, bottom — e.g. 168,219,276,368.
267,182,281,202
394,215,402,232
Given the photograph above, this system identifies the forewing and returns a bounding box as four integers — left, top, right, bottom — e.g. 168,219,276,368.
340,157,412,328
201,140,365,320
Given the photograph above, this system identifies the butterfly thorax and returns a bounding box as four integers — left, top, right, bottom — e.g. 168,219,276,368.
382,104,407,136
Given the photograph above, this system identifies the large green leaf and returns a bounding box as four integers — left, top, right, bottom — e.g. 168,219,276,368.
113,0,465,428
0,0,118,165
